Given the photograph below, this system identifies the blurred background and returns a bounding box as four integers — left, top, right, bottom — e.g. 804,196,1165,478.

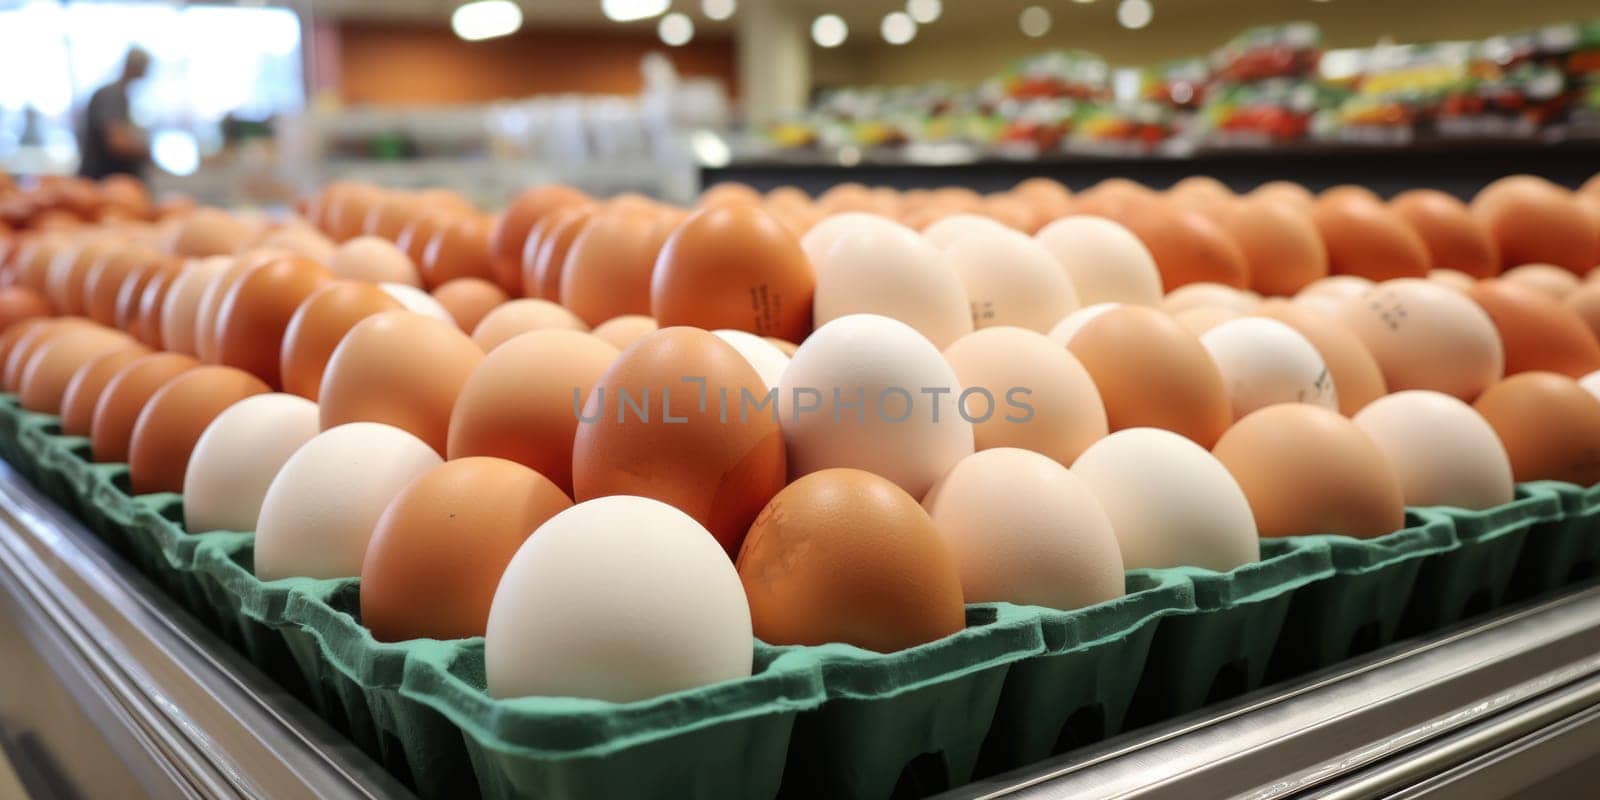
2,0,1597,208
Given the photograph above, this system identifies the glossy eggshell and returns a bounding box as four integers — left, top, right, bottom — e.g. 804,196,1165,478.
0,286,51,330
361,194,421,241
650,204,815,341
1352,390,1513,509
18,326,132,413
470,299,586,352
449,330,618,496
330,236,422,286
1253,300,1387,415
0,320,54,383
4,319,89,390
431,277,509,332
1223,197,1328,296
1339,279,1503,400
127,365,271,494
1390,189,1499,278
182,393,320,533
395,213,456,275
361,457,573,642
1033,216,1163,307
560,207,673,327
421,216,495,288
46,239,111,316
711,329,789,390
943,327,1107,466
59,345,150,435
1213,404,1406,539
1067,305,1232,448
319,310,484,454
1473,177,1598,273
1313,196,1431,281
192,254,266,363
736,468,965,652
573,327,786,556
214,256,332,387
279,281,402,401
90,353,198,462
82,246,155,327
132,266,176,348
1116,200,1249,290
489,185,589,294
1466,280,1600,378
160,257,232,356
378,283,453,324
520,204,594,301
1473,372,1600,485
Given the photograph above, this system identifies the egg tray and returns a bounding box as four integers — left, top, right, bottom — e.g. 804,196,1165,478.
3,397,1599,800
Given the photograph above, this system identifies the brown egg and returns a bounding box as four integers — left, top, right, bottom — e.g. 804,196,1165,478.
520,203,594,300
0,319,57,388
169,207,253,257
159,257,232,355
59,345,150,435
131,265,176,348
650,204,814,341
1213,404,1406,538
1564,282,1600,341
1168,175,1234,206
361,457,572,641
98,175,152,220
18,326,132,413
90,353,198,462
449,330,618,496
4,318,89,391
1390,189,1499,278
698,182,763,208
82,245,157,327
1474,372,1600,485
470,298,586,352
591,314,658,350
1313,195,1431,281
1122,199,1248,290
323,183,383,242
1578,193,1600,268
1173,306,1241,335
489,185,589,294
395,212,456,273
213,255,332,387
329,236,420,286
561,205,674,326
1473,176,1598,273
279,281,402,400
1223,196,1327,296
46,238,112,315
319,310,483,454
817,182,875,213
1466,280,1600,378
1254,300,1387,415
0,286,51,331
13,236,66,294
1067,305,1232,447
1501,263,1581,300
413,189,477,217
1250,180,1316,211
128,366,270,493
736,468,965,652
420,215,495,288
193,252,273,362
431,277,508,332
572,327,786,556
1321,184,1383,206
361,193,421,240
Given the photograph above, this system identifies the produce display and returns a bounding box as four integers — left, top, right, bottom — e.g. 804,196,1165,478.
2,164,1600,798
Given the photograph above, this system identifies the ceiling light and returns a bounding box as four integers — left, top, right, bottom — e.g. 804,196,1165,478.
907,0,941,24
881,11,916,45
1019,6,1051,37
602,0,670,23
812,14,848,48
702,0,736,20
659,12,694,45
1117,0,1152,29
451,0,522,41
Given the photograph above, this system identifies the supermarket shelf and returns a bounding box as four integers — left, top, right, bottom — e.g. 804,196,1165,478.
0,460,411,800
945,576,1600,799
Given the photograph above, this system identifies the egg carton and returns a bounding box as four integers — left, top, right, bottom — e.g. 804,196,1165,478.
1506,481,1600,601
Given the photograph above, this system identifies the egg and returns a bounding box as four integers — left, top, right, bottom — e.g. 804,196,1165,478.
323,183,382,242
1226,403,1405,536
1564,282,1600,341
1067,305,1232,447
470,298,586,351
0,286,51,331
490,185,589,294
449,330,617,496
0,320,55,386
193,252,273,363
1252,300,1387,415
650,204,814,340
1162,282,1260,315
920,213,1011,249
377,282,454,324
361,194,421,240
183,393,320,532
1220,196,1328,296
487,495,752,701
18,325,134,414
943,327,1106,465
431,277,508,332
279,281,402,400
45,238,110,315
212,255,331,387
938,227,1079,333
362,457,572,641
812,225,972,349
924,448,1122,609
59,345,150,435
1175,306,1242,336
1580,369,1600,403
1116,199,1249,290
1200,317,1336,419
254,422,443,580
1474,372,1600,485
1313,195,1431,281
590,314,658,350
395,213,456,273
131,265,176,348
330,236,422,286
573,327,785,556
561,205,674,327
520,203,594,301
159,257,231,355
799,212,914,266
319,310,483,454
1032,216,1162,307
256,224,336,265
1339,278,1503,400
1390,189,1499,278
420,215,495,288
779,314,974,498
1473,176,1598,273
1466,280,1600,378
128,365,271,493
1427,269,1477,292
737,468,963,651
1047,302,1121,345
1353,391,1513,509
711,329,790,389
169,208,253,257
81,245,157,327
1071,427,1258,570
90,353,198,462
4,318,84,391
1250,181,1316,211
1501,263,1581,300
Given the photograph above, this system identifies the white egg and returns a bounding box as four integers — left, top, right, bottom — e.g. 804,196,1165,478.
921,213,1012,250
380,282,454,324
1581,368,1600,403
939,228,1079,333
331,236,422,286
1071,427,1259,571
812,226,972,349
183,393,320,533
779,314,974,498
1034,216,1162,307
1047,302,1122,346
1352,390,1514,509
485,495,752,702
924,448,1124,610
254,422,442,580
800,212,916,266
1162,282,1259,315
1200,317,1336,420
712,329,790,389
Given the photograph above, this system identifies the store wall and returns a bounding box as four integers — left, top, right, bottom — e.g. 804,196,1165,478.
334,23,738,105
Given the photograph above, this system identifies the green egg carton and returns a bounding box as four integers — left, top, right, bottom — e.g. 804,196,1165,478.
1507,481,1600,600
1267,509,1458,681
1125,536,1336,726
11,409,77,506
974,570,1196,776
1401,485,1562,635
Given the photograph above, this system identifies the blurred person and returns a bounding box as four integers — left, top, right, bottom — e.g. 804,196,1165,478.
78,47,151,181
